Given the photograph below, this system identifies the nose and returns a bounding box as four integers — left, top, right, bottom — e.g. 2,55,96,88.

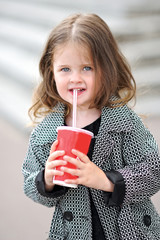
69,71,82,83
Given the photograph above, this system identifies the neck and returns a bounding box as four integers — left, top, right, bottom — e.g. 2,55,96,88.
65,107,101,128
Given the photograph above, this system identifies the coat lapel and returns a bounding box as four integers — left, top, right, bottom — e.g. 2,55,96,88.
91,105,133,170
91,125,114,170
33,103,65,145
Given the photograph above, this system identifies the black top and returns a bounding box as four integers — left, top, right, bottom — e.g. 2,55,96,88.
83,117,106,239
35,117,125,240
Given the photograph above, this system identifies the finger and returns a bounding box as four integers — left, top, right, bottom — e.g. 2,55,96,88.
47,169,64,177
48,150,65,162
63,155,82,168
50,140,58,154
60,166,80,177
53,169,64,176
64,178,80,185
47,160,67,169
71,149,89,163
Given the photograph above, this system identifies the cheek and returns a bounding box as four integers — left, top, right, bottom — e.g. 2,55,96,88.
54,79,66,99
55,83,63,95
54,75,62,88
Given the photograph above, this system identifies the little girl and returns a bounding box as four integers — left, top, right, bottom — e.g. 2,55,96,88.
22,13,160,239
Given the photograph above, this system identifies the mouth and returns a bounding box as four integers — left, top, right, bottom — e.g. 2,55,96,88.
69,88,86,94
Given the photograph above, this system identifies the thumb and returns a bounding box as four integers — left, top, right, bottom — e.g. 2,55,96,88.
50,140,58,154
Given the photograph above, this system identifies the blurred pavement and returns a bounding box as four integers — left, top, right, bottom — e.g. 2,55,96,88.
0,119,53,240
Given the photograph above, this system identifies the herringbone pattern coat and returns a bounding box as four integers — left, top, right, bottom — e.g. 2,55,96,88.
22,103,160,239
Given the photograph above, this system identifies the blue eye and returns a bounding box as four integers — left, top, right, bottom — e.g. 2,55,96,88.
61,67,70,72
84,66,92,71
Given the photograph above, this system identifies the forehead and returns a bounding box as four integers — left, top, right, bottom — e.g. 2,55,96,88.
53,42,93,63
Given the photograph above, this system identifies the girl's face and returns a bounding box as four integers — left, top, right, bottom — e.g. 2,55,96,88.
53,42,98,110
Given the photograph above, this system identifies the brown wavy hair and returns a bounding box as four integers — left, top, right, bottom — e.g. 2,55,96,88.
29,13,136,123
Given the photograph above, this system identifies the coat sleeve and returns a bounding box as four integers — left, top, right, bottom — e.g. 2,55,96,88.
103,170,125,206
118,112,160,205
35,169,69,198
22,130,66,208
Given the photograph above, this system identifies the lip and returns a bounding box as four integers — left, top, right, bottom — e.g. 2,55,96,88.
69,88,86,95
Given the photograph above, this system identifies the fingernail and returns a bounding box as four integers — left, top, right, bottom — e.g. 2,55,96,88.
60,151,65,154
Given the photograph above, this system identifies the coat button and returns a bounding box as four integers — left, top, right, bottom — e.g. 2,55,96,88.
143,215,151,227
63,211,73,222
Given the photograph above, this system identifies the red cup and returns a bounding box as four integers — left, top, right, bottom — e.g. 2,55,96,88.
52,126,93,188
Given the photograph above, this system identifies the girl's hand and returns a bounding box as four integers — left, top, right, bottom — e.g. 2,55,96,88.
61,149,114,192
44,140,66,191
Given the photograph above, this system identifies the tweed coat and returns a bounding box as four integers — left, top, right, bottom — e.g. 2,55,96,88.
22,103,160,240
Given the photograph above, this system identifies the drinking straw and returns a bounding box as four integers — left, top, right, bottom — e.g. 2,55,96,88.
72,89,77,127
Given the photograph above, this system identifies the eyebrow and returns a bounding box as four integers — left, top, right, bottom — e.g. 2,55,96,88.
57,63,93,67
57,65,69,67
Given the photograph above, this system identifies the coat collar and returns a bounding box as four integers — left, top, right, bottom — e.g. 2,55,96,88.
32,103,133,146
32,103,65,145
91,105,133,169
101,104,133,132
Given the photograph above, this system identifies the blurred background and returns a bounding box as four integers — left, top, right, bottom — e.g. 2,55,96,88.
0,0,160,239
